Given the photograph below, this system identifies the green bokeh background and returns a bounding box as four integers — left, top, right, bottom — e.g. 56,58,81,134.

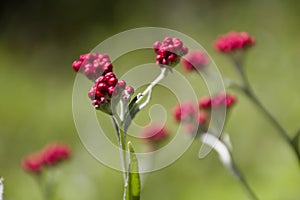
1,0,300,199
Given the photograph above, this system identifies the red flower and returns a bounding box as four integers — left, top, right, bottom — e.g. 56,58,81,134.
197,112,207,125
211,93,236,108
22,152,44,174
42,143,71,166
142,125,169,142
199,93,236,109
88,72,134,113
181,50,209,72
199,96,212,109
173,102,197,122
72,53,113,81
22,142,71,174
214,31,255,53
153,37,188,67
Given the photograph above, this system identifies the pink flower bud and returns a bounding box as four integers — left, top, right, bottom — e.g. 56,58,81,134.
198,112,207,124
21,153,43,174
153,37,188,67
199,96,212,109
88,72,134,114
72,53,113,81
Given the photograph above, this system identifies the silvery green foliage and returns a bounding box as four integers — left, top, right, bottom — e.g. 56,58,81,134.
199,133,233,172
0,177,3,200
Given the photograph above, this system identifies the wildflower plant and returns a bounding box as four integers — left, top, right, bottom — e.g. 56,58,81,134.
22,143,71,200
214,31,300,160
72,36,188,200
70,28,300,200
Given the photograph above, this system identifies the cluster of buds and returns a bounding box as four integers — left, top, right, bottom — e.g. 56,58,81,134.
153,37,188,67
88,72,134,114
173,102,198,123
214,31,255,53
199,93,236,109
72,53,135,114
181,50,210,72
22,143,71,174
173,102,206,134
72,53,113,81
173,93,236,134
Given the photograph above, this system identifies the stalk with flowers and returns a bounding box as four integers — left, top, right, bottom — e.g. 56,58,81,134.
172,92,259,200
71,37,188,200
18,30,298,200
169,30,300,200
22,143,71,200
214,31,300,161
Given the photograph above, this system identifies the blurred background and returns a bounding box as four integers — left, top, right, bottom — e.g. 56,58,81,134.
1,0,300,199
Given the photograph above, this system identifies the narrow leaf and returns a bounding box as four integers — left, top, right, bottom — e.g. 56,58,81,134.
199,133,235,175
0,178,3,200
125,142,140,200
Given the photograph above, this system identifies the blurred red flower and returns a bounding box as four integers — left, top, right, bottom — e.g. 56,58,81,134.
214,31,255,53
22,142,71,174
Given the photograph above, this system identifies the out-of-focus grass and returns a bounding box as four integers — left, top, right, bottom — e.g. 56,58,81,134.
1,0,300,199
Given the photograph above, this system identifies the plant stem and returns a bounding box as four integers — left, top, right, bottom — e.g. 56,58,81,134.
112,117,128,181
135,67,168,105
230,157,259,200
200,133,259,199
233,59,300,161
112,67,169,199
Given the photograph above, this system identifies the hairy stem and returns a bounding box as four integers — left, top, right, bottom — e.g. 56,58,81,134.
112,117,128,181
233,59,300,161
230,157,259,200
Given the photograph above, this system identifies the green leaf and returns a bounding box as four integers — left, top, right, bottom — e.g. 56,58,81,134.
128,95,139,111
125,142,141,200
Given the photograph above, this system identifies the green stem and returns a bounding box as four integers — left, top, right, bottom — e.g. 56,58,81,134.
233,58,300,161
35,174,53,200
230,157,259,200
112,117,128,181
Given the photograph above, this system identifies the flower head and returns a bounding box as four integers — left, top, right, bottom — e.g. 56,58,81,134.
173,102,208,134
198,96,212,109
212,93,236,108
141,125,169,142
173,102,198,122
42,143,71,166
199,93,236,109
153,37,188,67
22,152,44,174
22,142,71,174
214,31,255,53
88,72,134,114
72,53,113,81
181,50,209,72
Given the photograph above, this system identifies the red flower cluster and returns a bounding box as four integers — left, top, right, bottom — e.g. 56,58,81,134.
214,31,255,53
88,72,134,113
173,102,206,134
153,37,188,67
72,52,134,113
181,50,209,72
173,93,237,134
22,143,71,174
173,102,198,122
72,53,113,81
199,93,236,109
141,124,169,142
